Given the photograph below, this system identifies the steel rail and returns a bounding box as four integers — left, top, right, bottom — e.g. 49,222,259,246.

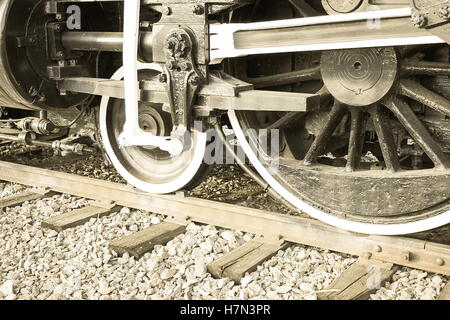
0,160,448,275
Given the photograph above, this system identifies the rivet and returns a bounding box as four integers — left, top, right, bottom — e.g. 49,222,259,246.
439,6,450,20
193,5,205,15
158,73,168,83
436,258,445,266
362,252,372,260
411,12,427,28
402,251,411,261
189,75,201,86
163,6,172,16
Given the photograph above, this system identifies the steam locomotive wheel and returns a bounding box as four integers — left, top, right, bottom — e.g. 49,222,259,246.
100,64,209,194
229,0,450,235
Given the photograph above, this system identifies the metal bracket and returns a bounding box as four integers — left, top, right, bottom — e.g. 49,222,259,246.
410,0,450,43
163,27,203,147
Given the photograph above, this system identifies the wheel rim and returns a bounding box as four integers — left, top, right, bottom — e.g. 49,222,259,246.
100,63,209,194
229,0,450,235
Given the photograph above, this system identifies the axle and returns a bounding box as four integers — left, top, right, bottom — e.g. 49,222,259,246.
61,31,154,62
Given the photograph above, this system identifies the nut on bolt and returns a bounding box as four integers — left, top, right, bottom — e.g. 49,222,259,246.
163,6,172,16
193,5,205,15
439,6,450,20
166,60,177,71
411,12,427,28
189,75,201,86
158,73,168,83
180,62,192,71
436,258,445,266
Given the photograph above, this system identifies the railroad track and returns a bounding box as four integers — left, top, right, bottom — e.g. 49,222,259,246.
0,159,448,300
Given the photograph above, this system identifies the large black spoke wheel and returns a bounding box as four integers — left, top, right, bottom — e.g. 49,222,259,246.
229,0,450,234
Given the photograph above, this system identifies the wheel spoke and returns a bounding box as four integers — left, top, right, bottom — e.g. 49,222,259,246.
265,112,305,130
288,0,319,17
304,100,347,165
346,108,365,172
369,104,401,172
384,97,450,170
398,79,450,118
401,60,450,76
246,67,321,89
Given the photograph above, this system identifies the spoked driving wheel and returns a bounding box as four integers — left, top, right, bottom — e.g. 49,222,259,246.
100,64,210,194
229,0,450,235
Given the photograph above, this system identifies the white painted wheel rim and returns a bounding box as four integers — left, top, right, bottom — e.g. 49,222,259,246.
229,110,450,235
100,63,207,194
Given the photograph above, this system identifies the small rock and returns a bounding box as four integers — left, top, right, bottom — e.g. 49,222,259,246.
160,269,177,280
240,275,253,288
150,217,161,224
120,207,131,214
219,231,235,242
0,280,14,297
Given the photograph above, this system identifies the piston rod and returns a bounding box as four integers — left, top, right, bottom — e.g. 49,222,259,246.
61,31,154,62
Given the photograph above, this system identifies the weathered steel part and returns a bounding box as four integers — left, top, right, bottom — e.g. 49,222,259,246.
61,31,154,62
0,0,106,111
398,78,450,117
210,8,444,62
2,160,450,268
227,0,450,234
58,75,320,112
303,101,347,165
287,0,320,16
401,59,450,75
244,66,321,89
321,47,398,106
321,0,366,14
99,66,210,195
346,108,365,172
163,27,202,141
229,109,450,234
369,105,402,173
278,160,450,219
384,97,450,170
410,0,450,43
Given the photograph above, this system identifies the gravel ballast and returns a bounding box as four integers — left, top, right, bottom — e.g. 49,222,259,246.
0,182,448,300
0,148,448,300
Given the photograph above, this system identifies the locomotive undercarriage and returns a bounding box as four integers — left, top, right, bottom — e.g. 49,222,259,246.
1,0,450,234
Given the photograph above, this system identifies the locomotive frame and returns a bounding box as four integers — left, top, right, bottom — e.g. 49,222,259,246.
1,0,450,235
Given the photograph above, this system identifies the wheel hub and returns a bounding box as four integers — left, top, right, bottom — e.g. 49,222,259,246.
322,0,364,14
138,106,167,136
321,47,398,106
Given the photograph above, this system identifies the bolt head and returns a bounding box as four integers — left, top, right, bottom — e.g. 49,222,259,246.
189,75,201,86
158,73,168,83
439,6,450,20
166,60,177,71
180,62,192,71
411,13,427,28
363,252,372,260
436,258,445,266
163,6,172,16
193,5,205,15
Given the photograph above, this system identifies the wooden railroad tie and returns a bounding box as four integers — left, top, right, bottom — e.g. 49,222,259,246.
0,188,52,210
318,258,399,300
438,281,450,300
42,201,119,232
207,238,290,283
109,222,186,259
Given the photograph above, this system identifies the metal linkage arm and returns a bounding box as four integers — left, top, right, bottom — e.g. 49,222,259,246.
209,8,445,63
